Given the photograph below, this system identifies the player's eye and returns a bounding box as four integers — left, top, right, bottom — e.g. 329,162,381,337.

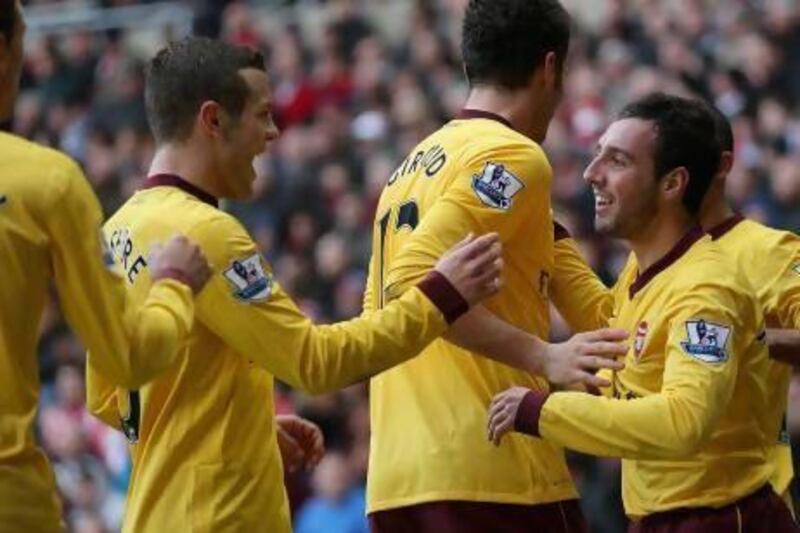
611,154,628,167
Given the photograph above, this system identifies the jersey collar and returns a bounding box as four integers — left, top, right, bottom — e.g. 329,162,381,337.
707,213,744,240
629,225,706,299
457,108,512,129
553,221,571,242
142,173,219,208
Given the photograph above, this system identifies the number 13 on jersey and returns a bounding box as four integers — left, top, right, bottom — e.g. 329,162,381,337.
376,200,420,308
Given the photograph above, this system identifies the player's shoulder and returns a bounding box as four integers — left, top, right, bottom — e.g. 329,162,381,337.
737,218,799,249
439,117,545,163
714,217,799,274
185,207,255,262
464,129,547,164
0,132,94,212
0,131,76,168
0,133,83,187
673,237,756,307
718,217,796,249
677,236,736,280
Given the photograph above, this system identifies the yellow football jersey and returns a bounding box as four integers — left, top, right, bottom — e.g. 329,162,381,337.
86,175,459,533
366,110,577,513
533,228,773,518
0,134,193,532
550,222,613,333
708,215,800,496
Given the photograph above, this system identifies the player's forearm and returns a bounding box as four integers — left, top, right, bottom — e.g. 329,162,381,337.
767,328,800,366
516,390,714,459
445,306,546,374
133,280,193,383
293,273,467,394
114,279,193,389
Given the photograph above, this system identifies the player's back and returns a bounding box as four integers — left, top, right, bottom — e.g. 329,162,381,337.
0,131,95,531
367,114,576,512
90,183,287,532
709,215,800,496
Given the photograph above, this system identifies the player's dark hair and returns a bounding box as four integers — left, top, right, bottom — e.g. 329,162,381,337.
145,36,265,144
710,105,734,153
461,0,571,89
618,93,721,216
0,0,17,44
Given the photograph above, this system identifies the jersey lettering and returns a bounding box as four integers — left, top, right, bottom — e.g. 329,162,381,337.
109,228,148,284
388,144,447,185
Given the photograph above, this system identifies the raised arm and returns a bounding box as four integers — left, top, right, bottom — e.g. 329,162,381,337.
194,214,501,394
48,158,209,390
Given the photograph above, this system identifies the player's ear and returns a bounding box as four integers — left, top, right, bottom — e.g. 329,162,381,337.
542,51,558,91
717,151,733,179
198,101,224,138
662,167,689,204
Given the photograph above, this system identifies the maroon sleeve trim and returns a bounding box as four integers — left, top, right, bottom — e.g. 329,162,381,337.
417,270,470,324
553,221,571,242
514,390,549,437
585,384,601,396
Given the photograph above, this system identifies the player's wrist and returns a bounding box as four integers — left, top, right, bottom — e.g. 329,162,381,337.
528,337,552,376
418,270,470,324
514,390,549,437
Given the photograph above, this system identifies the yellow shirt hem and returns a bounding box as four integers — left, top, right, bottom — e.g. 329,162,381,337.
367,485,579,514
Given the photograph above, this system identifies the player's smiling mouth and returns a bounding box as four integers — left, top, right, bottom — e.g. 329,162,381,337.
594,190,613,212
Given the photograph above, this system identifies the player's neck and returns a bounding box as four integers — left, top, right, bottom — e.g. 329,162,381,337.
628,212,697,273
699,199,735,231
463,87,540,140
149,144,219,199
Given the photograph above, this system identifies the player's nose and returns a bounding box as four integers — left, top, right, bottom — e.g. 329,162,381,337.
583,157,602,185
265,124,280,143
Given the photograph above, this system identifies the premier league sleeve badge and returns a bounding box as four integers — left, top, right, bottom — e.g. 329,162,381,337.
223,253,273,302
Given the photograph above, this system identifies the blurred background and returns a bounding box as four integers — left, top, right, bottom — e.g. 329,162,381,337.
15,0,800,531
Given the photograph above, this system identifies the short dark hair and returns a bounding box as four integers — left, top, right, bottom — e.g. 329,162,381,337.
461,0,570,89
618,93,721,215
710,105,734,153
0,0,17,44
145,37,265,144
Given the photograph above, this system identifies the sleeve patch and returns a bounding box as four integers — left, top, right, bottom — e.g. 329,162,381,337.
223,253,273,302
99,229,116,271
471,162,524,210
793,263,800,276
680,319,731,363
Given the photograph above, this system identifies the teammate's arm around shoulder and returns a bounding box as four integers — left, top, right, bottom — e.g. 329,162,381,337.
192,214,501,394
47,158,210,389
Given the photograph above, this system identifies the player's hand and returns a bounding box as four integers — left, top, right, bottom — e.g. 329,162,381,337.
487,386,530,446
543,329,628,388
277,415,325,473
434,233,503,305
149,235,212,294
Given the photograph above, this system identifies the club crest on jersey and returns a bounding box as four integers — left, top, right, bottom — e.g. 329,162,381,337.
472,162,524,210
680,319,731,363
224,253,272,302
793,263,800,276
634,321,648,360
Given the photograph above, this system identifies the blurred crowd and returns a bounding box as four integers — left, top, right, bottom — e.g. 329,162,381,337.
16,0,800,531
